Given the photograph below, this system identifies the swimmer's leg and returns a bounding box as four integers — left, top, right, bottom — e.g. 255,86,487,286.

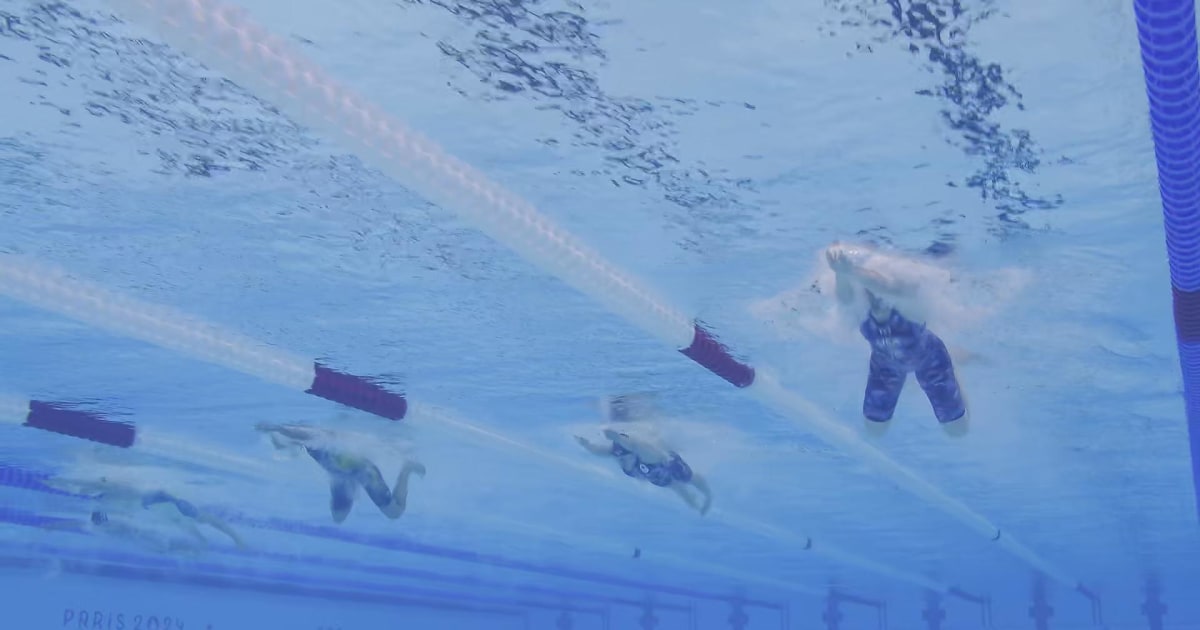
355,460,426,520
863,351,906,432
941,412,969,437
387,461,427,518
944,379,970,438
914,332,968,434
354,461,393,514
669,483,702,513
328,476,357,524
688,473,713,516
863,419,890,438
660,455,709,515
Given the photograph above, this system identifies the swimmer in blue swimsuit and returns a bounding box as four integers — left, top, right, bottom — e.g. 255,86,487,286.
48,476,245,550
826,242,969,437
256,422,426,523
575,397,713,514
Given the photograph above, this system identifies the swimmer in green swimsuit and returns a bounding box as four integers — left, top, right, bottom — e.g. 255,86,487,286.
256,422,426,523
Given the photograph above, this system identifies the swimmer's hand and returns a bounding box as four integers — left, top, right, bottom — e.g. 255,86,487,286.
826,246,863,304
825,247,856,274
575,435,611,457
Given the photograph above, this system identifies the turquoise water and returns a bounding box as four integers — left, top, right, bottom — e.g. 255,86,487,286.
0,0,1197,628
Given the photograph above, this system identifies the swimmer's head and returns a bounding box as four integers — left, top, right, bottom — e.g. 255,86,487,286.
90,511,108,525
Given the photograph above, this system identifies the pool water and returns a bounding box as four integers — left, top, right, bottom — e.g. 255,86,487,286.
0,0,1197,628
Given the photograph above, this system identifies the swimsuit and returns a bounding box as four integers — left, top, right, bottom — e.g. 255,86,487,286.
306,447,394,511
610,443,694,487
859,306,964,423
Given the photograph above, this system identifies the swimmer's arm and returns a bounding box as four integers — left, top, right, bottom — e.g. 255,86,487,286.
849,266,919,298
268,432,298,451
574,436,610,456
834,271,857,304
256,422,316,443
827,247,919,298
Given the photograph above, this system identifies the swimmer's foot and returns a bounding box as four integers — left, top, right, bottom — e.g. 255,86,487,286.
863,418,891,439
941,411,969,438
401,461,427,478
941,383,970,438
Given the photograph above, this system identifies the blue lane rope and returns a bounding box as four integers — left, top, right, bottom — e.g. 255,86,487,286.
1133,0,1200,519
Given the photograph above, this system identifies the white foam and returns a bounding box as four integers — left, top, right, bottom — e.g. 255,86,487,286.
750,243,1032,349
0,396,30,426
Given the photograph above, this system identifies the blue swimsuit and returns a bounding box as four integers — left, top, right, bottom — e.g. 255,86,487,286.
859,303,965,424
611,443,694,487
